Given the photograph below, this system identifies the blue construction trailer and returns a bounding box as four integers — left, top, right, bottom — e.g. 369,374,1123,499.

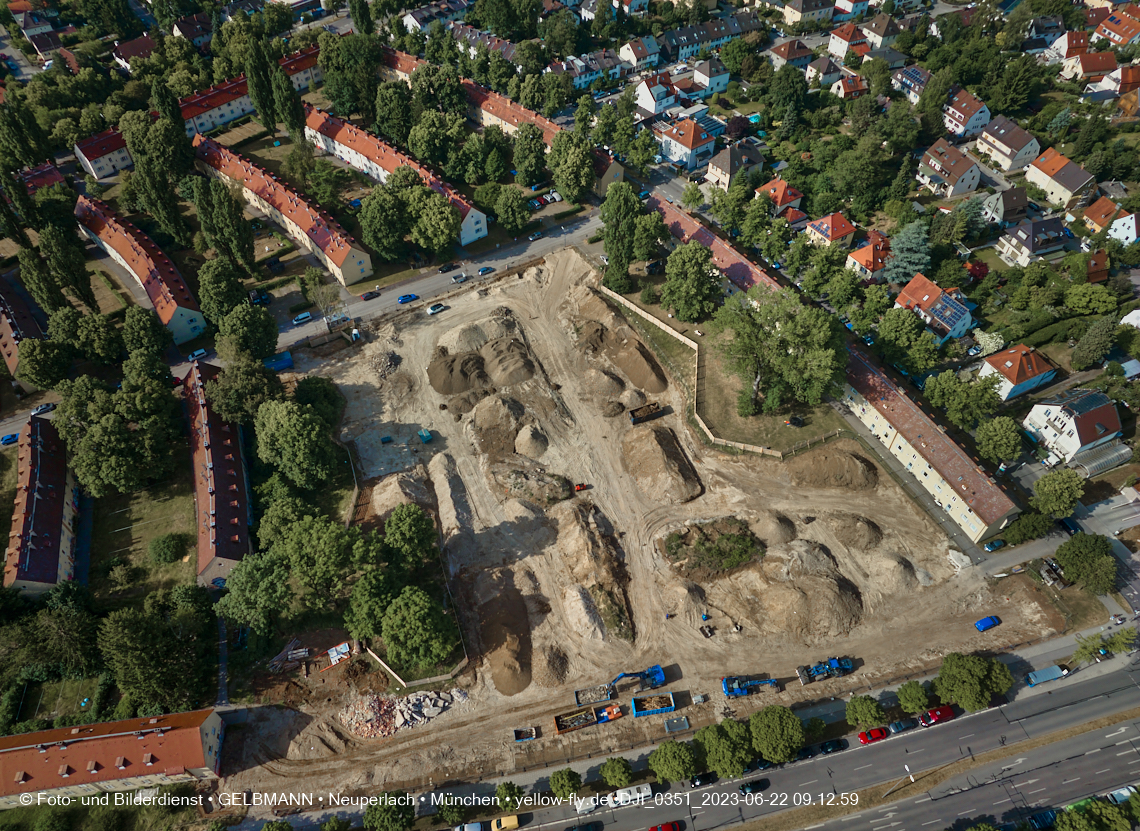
631,692,676,717
722,676,781,696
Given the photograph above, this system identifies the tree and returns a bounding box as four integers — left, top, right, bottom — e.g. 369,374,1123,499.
272,65,306,139
151,80,193,174
348,0,373,34
381,586,459,670
16,248,65,314
975,417,1022,465
375,82,414,147
410,63,467,118
1066,283,1117,315
877,307,939,373
1072,316,1119,371
410,191,461,258
626,128,658,179
495,187,531,234
897,680,929,715
344,569,398,640
383,502,437,574
76,314,123,365
216,551,294,633
495,782,526,813
1002,511,1054,545
436,796,466,828
882,221,929,284
218,305,279,361
320,32,384,118
749,705,804,764
197,258,248,325
633,212,667,263
549,768,582,800
360,185,411,262
647,740,698,784
600,181,640,287
661,243,720,322
38,225,97,312
245,38,278,129
512,123,547,187
693,718,753,779
845,695,886,730
362,793,415,831
1055,533,1118,595
121,306,173,355
599,757,633,788
205,356,284,423
682,181,704,210
932,652,1014,712
255,399,337,487
923,372,1001,431
553,141,596,204
1031,469,1085,519
802,717,826,742
15,339,70,390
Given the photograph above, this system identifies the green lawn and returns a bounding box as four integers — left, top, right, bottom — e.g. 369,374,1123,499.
973,246,1011,274
17,677,101,723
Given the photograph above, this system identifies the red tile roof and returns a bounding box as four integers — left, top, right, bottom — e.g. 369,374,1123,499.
461,79,563,146
772,39,813,60
660,118,715,150
1077,51,1118,75
1083,195,1120,229
1087,249,1108,283
379,43,425,77
648,195,780,293
983,344,1055,386
17,162,63,196
1121,65,1140,94
0,709,217,798
834,74,870,96
112,34,156,65
831,21,866,42
193,134,359,269
847,229,890,273
808,211,856,241
758,178,803,209
1085,8,1109,29
895,271,943,313
1095,12,1140,44
75,127,127,162
921,137,977,186
1030,146,1070,178
4,416,71,590
0,284,40,378
944,87,986,125
74,196,199,326
847,350,1017,526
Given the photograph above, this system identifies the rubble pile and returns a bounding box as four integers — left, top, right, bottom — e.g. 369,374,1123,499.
371,351,401,380
339,690,463,738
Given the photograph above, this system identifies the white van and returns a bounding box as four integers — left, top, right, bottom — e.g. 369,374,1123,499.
610,784,652,806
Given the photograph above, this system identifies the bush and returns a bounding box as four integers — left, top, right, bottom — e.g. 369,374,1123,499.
1002,512,1054,545
640,283,659,305
288,301,315,314
737,387,760,416
149,533,191,565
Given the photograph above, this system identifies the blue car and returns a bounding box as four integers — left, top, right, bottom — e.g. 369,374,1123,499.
1,433,18,446
398,294,418,304
478,266,495,275
975,615,1001,632
983,539,1005,552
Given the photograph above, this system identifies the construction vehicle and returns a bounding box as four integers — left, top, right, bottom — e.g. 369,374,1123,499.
575,665,665,706
1027,664,1069,687
629,402,662,424
722,676,781,696
795,658,853,686
513,727,537,741
554,703,622,735
631,693,676,717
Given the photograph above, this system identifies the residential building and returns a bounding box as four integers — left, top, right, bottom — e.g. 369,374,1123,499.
758,177,804,216
449,22,519,63
111,34,156,73
1023,389,1123,463
692,58,729,98
3,416,79,597
942,86,990,136
806,56,843,86
401,0,470,31
74,128,132,179
894,272,973,344
17,162,63,197
1026,15,1065,45
861,12,900,48
1025,148,1095,206
1120,88,1140,117
1109,212,1139,246
782,0,833,25
619,36,661,70
706,141,764,191
75,196,206,344
996,217,1069,267
916,138,980,198
1087,249,1109,284
0,709,224,808
1061,51,1118,82
462,80,562,145
1088,64,1140,96
173,12,213,47
833,0,868,21
28,31,62,63
615,0,650,14
591,151,625,198
890,64,930,104
658,12,763,61
193,134,373,285
14,10,51,37
1085,6,1112,25
863,46,906,68
769,39,814,71
649,195,781,292
845,229,890,281
806,211,857,247
975,115,1040,171
655,118,717,170
1082,195,1121,233
1045,30,1088,63
828,22,867,58
843,350,1019,544
184,362,251,588
979,345,1057,401
1095,10,1140,46
635,72,680,115
0,285,40,392
981,187,1028,227
831,73,870,98
56,47,81,74
546,48,626,89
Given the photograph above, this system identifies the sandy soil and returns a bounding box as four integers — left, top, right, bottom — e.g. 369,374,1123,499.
219,249,1058,802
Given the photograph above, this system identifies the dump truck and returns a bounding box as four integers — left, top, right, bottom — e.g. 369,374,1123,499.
554,704,623,735
722,676,781,696
795,658,854,686
629,402,662,425
1027,664,1069,687
631,692,676,717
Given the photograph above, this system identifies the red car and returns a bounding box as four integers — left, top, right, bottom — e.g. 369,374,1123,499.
919,705,956,727
858,728,888,745
648,824,679,831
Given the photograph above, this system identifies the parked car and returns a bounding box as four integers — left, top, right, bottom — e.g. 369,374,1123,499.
967,345,982,357
398,294,418,304
249,289,271,305
1107,786,1137,805
859,728,889,745
820,739,847,754
983,539,1005,552
600,255,609,265
888,718,918,734
564,824,603,831
638,190,652,200
974,615,1001,633
187,348,209,361
1059,518,1081,536
292,312,313,325
529,199,542,210
528,231,544,241
796,745,817,761
427,303,445,315
360,290,380,301
747,757,774,772
919,705,956,727
31,403,56,416
438,262,459,273
549,191,564,202
1,434,19,446
647,824,679,831
478,266,495,275
689,772,717,788
739,780,769,794
452,273,467,283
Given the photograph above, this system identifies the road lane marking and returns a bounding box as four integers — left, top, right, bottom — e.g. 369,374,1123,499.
1107,727,1129,738
1116,740,1132,745
1062,778,1081,784
994,799,1011,805
1118,749,1138,756
841,815,862,822
1130,759,1140,765
922,821,941,826
959,734,974,740
1013,780,1038,788
909,749,924,754
800,780,818,786
1097,769,1112,774
1028,789,1046,795
914,798,931,804
805,825,824,830
959,810,974,815
855,764,873,770
1086,749,1102,755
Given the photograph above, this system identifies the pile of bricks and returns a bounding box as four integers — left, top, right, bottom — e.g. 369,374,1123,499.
339,690,467,738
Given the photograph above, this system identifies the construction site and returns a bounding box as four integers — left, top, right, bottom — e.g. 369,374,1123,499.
219,248,1061,802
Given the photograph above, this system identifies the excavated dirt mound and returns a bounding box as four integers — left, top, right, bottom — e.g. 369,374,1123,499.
514,423,549,459
748,511,797,546
825,513,882,549
621,426,701,504
481,338,536,387
619,388,647,409
449,387,494,415
577,320,668,394
478,580,532,696
583,367,626,398
427,352,492,395
437,319,510,354
787,451,878,491
368,465,434,524
601,401,626,417
753,539,865,640
491,459,573,503
564,585,606,640
470,395,525,459
531,645,569,688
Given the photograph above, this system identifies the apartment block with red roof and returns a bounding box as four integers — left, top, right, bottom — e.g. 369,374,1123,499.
917,138,980,198
75,127,132,179
304,106,487,247
942,87,990,137
845,230,890,281
655,118,716,170
75,196,207,345
843,351,1018,543
978,344,1057,401
0,709,223,807
3,416,80,597
1095,10,1140,45
0,284,42,393
184,363,251,588
894,272,973,344
16,162,63,196
194,134,373,285
806,211,857,247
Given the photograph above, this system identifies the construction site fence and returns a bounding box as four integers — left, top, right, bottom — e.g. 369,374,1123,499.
598,285,852,461
365,648,471,690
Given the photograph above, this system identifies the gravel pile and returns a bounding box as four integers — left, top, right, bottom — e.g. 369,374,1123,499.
339,690,463,738
371,351,401,380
